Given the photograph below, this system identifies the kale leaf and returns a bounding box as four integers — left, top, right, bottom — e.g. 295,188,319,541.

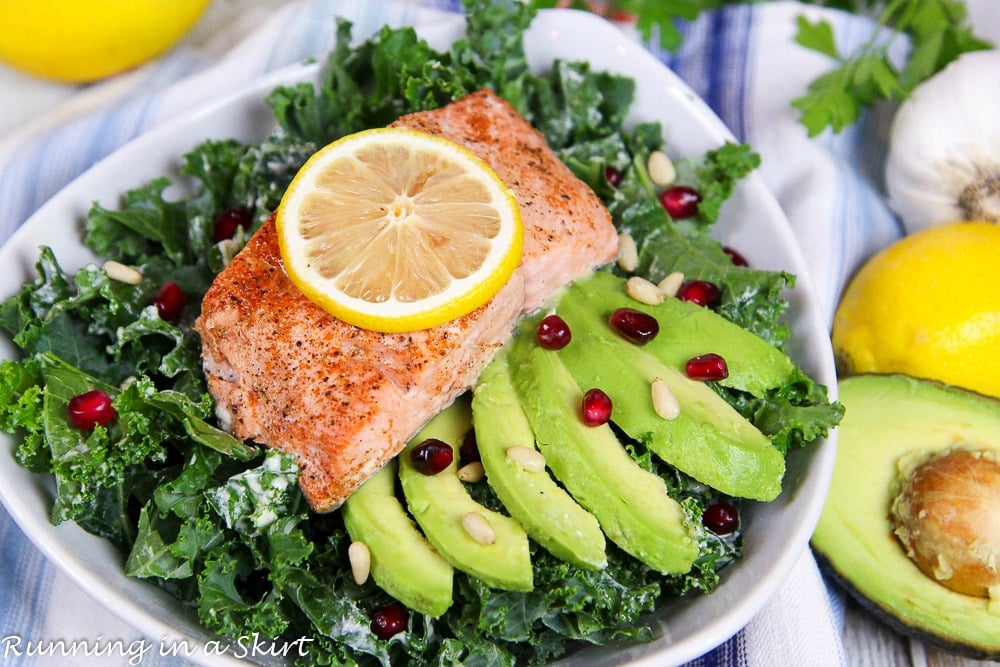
0,0,842,664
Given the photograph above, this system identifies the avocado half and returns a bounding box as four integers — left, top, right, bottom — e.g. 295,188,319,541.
812,374,1000,659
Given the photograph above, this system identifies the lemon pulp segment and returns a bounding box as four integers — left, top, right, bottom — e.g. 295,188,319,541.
276,128,523,333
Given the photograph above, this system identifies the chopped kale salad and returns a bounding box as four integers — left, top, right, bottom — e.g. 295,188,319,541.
0,1,843,665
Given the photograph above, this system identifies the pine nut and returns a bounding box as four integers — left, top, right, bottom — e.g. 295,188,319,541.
348,541,371,585
462,512,496,546
626,276,664,305
647,150,676,186
103,260,142,285
651,377,681,420
218,239,240,267
657,271,685,298
457,461,485,483
506,445,546,472
617,232,638,272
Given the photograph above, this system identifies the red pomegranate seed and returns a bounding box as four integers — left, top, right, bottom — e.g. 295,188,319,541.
370,602,408,640
703,501,739,534
658,185,702,219
605,165,623,188
67,389,116,430
213,205,252,242
460,428,480,464
609,9,638,23
609,308,659,345
537,314,572,350
677,280,721,308
410,438,454,475
152,282,186,322
686,353,729,381
581,388,613,426
723,246,749,267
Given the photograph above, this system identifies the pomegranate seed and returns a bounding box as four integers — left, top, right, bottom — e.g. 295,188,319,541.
581,388,613,426
686,353,729,381
677,280,721,308
460,428,480,464
609,308,659,345
703,501,739,534
658,185,702,219
213,205,252,242
67,389,116,430
605,165,622,188
537,314,572,350
370,602,408,640
609,9,638,23
723,246,749,267
410,438,454,475
152,282,186,322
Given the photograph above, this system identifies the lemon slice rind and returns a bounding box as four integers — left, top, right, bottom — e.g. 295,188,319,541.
276,128,523,333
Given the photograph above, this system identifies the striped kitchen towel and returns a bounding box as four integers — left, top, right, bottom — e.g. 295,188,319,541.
0,0,901,664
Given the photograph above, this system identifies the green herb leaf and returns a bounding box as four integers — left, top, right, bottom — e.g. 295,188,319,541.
146,389,257,461
794,14,839,58
791,0,991,135
205,450,300,536
0,2,845,663
126,506,197,579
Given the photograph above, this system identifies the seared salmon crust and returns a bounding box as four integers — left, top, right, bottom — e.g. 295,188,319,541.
195,89,616,511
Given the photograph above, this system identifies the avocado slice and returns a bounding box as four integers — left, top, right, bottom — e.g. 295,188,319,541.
508,334,699,575
342,461,453,617
398,397,533,591
569,271,796,396
471,351,607,570
813,374,1000,659
554,283,785,501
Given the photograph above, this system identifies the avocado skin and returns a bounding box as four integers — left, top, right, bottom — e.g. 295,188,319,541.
472,352,607,570
812,374,1000,659
815,550,1000,662
398,397,534,592
342,461,454,617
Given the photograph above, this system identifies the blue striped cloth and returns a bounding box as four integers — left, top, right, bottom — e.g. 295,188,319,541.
0,0,900,664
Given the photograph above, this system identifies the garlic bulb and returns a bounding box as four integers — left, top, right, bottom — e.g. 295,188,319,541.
884,49,1000,234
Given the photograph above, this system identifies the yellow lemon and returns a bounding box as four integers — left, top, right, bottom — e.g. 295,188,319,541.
0,0,212,82
276,127,523,333
832,221,1000,398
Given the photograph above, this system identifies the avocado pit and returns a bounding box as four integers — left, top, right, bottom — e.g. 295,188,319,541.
890,448,1000,598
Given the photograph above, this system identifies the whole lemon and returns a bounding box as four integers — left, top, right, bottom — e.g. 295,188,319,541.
0,0,212,83
832,221,1000,398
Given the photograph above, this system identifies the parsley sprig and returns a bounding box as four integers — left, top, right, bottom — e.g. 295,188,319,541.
792,0,991,135
533,0,992,135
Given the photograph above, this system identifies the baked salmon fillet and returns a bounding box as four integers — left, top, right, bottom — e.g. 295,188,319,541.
395,90,616,311
195,89,617,511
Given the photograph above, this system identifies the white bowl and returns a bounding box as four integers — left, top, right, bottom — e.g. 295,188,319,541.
0,9,837,666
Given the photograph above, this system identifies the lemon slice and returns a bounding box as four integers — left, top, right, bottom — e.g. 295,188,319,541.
276,128,523,333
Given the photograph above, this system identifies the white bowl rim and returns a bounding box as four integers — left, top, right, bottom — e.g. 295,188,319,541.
0,8,838,667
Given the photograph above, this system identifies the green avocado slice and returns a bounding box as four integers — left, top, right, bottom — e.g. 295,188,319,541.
570,271,796,397
398,397,533,592
553,286,785,501
508,334,699,575
472,351,607,570
813,374,1000,659
342,461,454,617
